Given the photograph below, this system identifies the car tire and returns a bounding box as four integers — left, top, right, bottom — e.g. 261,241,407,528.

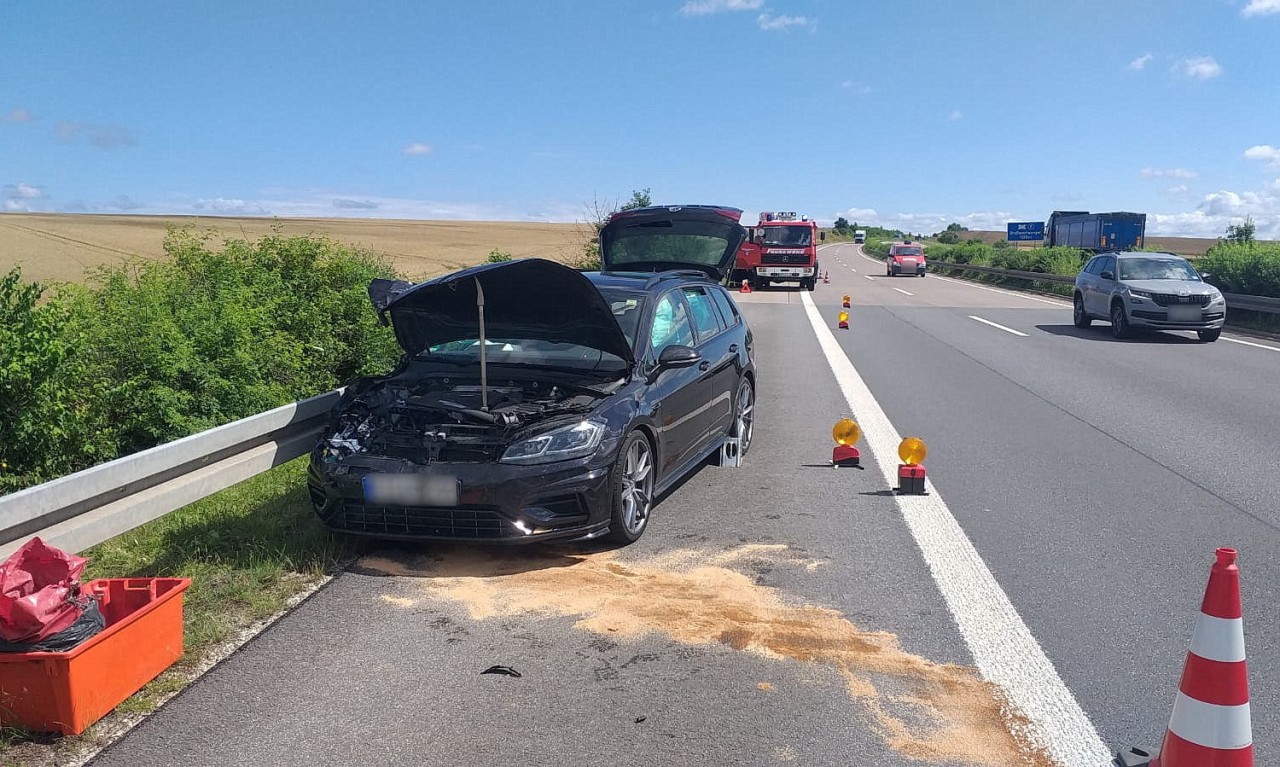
804,277,816,291
1110,299,1131,339
605,431,655,545
1073,294,1092,328
731,377,755,458
1198,328,1222,343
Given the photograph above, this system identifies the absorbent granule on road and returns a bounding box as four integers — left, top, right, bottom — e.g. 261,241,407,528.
359,545,1054,767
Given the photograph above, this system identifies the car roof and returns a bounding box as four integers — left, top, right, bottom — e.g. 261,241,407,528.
1103,251,1185,260
586,269,722,292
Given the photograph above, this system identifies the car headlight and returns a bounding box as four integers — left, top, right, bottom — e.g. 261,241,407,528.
1208,290,1225,305
1127,288,1153,301
500,420,606,465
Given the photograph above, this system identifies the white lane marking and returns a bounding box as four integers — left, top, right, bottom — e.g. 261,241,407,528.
968,315,1029,337
1224,337,1280,352
893,287,914,296
864,275,875,281
800,290,1111,766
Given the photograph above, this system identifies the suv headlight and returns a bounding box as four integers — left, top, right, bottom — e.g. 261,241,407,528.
1208,290,1225,305
500,420,606,465
1127,288,1153,301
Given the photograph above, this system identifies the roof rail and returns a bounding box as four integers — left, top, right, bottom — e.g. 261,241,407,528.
642,269,711,288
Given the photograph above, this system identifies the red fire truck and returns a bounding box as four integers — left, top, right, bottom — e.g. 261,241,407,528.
730,211,825,291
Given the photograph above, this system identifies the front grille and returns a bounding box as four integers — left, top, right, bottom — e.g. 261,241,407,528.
761,253,810,265
338,503,509,538
1151,293,1210,307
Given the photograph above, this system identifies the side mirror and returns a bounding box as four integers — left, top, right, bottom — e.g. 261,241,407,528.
820,231,827,241
1200,271,1212,281
1101,270,1115,281
649,344,700,381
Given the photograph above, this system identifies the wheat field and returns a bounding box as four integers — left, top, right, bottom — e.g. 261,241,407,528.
0,213,591,284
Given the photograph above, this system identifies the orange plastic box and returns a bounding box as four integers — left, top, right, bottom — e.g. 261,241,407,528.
0,577,191,735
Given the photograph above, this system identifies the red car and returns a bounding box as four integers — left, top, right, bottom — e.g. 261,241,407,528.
886,242,927,277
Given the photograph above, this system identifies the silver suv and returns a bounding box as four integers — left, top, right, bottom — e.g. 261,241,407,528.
1073,252,1226,342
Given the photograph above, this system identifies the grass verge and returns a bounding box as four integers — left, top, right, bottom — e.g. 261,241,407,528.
0,456,360,766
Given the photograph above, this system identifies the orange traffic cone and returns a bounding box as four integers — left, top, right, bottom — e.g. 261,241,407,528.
1120,548,1252,766
822,271,830,283
740,279,752,294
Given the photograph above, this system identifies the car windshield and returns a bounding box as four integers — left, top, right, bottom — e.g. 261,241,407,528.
1118,258,1199,281
596,287,647,349
896,247,923,256
759,226,811,246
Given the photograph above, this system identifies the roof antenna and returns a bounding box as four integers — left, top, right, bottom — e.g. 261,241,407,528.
476,278,489,411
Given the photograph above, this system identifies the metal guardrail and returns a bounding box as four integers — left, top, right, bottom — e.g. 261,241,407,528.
928,261,1280,315
0,389,342,559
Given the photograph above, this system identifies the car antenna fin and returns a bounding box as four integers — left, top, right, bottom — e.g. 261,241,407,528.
476,277,488,411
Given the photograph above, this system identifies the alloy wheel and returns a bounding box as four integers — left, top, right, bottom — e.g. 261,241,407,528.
734,379,755,455
619,437,654,535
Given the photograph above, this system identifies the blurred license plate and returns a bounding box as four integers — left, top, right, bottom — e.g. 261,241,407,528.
1168,305,1200,322
363,474,459,506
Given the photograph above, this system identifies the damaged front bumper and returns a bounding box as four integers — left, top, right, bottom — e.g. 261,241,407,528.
306,449,616,544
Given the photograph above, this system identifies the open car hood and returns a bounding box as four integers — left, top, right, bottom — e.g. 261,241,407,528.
368,258,635,365
599,205,747,280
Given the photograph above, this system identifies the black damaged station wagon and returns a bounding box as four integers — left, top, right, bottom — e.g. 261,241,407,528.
307,205,757,545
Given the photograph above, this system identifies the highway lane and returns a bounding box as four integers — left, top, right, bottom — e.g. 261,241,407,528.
92,291,1032,765
817,241,1280,757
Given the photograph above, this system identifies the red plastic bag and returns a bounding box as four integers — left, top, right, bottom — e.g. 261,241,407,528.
0,537,89,644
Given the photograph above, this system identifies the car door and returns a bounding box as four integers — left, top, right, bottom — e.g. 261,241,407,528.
1089,255,1117,315
682,285,737,447
642,289,710,478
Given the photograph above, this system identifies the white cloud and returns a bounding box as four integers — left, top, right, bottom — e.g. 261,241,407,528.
192,197,271,215
1146,179,1280,238
841,207,1014,234
333,198,378,210
757,13,815,31
680,0,763,15
403,142,433,156
947,110,963,121
841,80,873,95
55,122,135,148
4,183,45,199
1128,54,1154,70
1174,56,1222,80
1140,167,1197,179
3,108,33,123
1166,184,1191,195
1242,0,1280,16
1244,144,1280,168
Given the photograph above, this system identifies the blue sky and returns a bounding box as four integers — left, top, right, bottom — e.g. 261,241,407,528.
4,0,1280,237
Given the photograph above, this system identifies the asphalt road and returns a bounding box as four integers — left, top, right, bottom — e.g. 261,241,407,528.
90,243,1279,766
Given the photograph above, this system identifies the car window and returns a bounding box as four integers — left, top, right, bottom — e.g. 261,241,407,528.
648,291,695,359
1083,257,1100,275
1099,256,1116,276
709,287,740,327
682,287,724,342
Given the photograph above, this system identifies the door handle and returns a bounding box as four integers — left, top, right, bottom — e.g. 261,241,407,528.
699,361,710,371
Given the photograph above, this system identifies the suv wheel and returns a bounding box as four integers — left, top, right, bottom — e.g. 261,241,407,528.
1073,294,1092,328
1110,299,1131,339
1198,328,1221,343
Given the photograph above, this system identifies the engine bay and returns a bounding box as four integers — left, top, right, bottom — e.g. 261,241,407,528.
320,376,603,465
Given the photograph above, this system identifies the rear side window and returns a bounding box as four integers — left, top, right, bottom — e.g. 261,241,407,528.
709,287,740,327
683,287,725,342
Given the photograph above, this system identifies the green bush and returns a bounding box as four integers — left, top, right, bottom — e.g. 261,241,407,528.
0,228,402,493
486,248,513,263
1196,242,1280,297
925,243,1087,296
